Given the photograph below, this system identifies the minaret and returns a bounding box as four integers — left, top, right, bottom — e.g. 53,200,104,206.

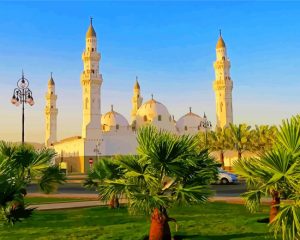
213,31,233,128
131,76,143,125
81,18,103,139
45,73,58,146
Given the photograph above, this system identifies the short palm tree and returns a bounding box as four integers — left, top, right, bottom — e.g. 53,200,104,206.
0,141,66,225
96,126,219,240
234,115,300,240
84,157,123,208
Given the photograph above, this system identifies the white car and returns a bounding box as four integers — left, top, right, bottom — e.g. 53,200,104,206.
217,168,238,184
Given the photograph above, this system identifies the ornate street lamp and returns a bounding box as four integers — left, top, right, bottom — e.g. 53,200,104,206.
11,71,34,144
200,113,212,146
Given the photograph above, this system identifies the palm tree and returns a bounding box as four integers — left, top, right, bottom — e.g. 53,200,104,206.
206,127,230,167
96,126,219,240
234,115,300,240
0,141,66,225
228,123,252,159
252,125,277,154
84,157,123,208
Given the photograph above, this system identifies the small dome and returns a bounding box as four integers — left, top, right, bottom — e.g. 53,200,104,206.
101,106,129,132
136,97,176,132
176,108,203,134
86,18,96,38
136,98,170,121
216,36,226,49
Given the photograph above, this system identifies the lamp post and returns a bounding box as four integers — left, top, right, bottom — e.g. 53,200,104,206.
200,113,212,147
11,71,34,144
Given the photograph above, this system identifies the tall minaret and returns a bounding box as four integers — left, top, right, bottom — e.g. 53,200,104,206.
213,31,233,128
45,73,58,146
81,18,103,139
131,76,143,125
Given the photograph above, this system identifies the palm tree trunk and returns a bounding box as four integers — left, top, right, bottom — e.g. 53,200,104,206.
149,208,172,240
220,151,224,167
238,151,242,160
269,191,280,223
109,195,119,209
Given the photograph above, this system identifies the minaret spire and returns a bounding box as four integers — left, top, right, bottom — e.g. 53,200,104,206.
131,76,143,126
81,19,102,139
213,32,233,128
45,74,58,146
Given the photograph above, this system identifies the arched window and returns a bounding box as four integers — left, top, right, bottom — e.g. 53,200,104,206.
184,126,188,131
144,115,147,122
116,124,119,130
158,115,162,121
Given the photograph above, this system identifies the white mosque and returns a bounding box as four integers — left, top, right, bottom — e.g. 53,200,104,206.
44,20,233,173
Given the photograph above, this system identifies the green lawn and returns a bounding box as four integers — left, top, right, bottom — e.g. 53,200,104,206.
0,202,272,240
25,197,93,205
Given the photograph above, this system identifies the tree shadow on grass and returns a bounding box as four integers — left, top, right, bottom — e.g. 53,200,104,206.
173,232,269,240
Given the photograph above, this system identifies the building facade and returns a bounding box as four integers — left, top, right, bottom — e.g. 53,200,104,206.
45,20,233,173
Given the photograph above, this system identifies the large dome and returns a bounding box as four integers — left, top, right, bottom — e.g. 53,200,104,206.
136,98,175,132
176,108,204,134
101,106,129,132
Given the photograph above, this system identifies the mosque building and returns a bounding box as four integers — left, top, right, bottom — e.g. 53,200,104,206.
45,19,233,173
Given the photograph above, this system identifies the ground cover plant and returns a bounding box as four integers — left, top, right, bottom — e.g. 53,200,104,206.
24,197,93,205
0,202,272,240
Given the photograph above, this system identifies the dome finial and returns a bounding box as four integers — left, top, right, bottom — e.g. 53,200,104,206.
111,104,114,112
203,112,207,118
219,29,222,37
189,107,192,113
151,94,153,100
90,17,93,26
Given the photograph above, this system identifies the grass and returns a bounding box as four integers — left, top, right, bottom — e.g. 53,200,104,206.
25,197,93,205
0,202,272,240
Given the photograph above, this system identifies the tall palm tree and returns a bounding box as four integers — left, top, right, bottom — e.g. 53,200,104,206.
206,127,230,167
0,141,66,225
252,125,277,154
228,123,252,159
234,115,300,240
96,126,219,240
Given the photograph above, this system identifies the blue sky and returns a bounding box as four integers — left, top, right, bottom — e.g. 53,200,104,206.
0,1,299,143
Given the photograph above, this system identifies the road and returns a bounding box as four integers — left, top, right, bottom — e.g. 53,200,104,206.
28,182,246,197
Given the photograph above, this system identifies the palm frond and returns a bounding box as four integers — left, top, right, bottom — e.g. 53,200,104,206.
241,190,263,213
38,166,66,194
173,184,212,206
270,199,300,240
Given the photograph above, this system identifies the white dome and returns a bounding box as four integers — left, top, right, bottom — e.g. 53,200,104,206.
101,106,129,132
136,98,176,132
176,109,204,134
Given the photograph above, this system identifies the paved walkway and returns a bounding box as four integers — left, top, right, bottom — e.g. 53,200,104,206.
28,195,272,211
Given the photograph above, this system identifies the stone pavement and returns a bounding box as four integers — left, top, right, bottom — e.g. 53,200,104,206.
27,194,272,211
